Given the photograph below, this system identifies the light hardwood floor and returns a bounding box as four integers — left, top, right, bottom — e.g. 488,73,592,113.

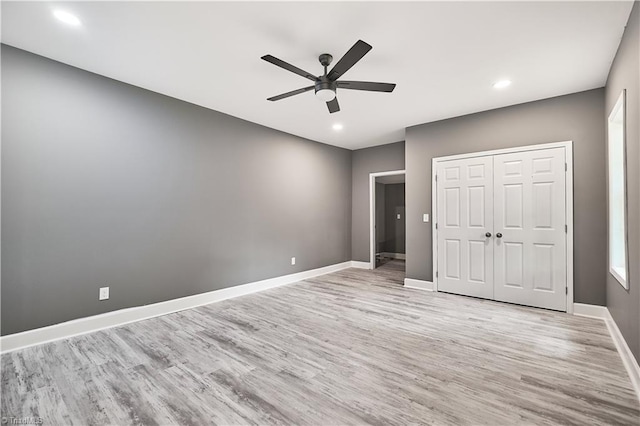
2,260,639,425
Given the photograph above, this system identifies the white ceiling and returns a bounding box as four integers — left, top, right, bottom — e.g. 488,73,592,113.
1,1,633,150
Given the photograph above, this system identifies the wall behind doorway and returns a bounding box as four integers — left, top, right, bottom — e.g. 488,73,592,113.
375,182,386,254
383,183,406,255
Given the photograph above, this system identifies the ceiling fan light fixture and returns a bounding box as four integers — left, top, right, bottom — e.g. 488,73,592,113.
316,88,336,102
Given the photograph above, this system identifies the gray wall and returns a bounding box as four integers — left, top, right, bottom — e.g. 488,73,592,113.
383,183,405,254
605,3,639,363
1,45,352,335
406,88,607,305
351,142,405,262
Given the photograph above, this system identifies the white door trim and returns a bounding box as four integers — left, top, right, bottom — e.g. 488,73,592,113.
432,141,574,313
369,170,406,270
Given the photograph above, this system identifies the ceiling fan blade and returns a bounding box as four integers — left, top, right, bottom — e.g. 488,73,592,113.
261,55,318,82
326,98,340,114
327,40,372,81
337,81,396,92
267,86,315,101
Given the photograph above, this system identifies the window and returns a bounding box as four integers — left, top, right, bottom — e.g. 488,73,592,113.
607,90,628,289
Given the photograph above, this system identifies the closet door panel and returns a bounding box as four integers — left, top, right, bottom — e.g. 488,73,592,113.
436,157,494,299
493,147,567,311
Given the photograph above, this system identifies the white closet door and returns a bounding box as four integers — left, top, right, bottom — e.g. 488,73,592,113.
493,147,567,311
436,157,494,299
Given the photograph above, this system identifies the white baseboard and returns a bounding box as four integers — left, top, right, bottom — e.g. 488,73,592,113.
350,261,371,269
573,303,609,319
1,260,358,354
573,304,640,404
6,267,637,406
403,278,434,291
380,252,406,260
604,309,640,404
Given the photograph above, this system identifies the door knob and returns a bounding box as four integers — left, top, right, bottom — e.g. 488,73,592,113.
485,232,492,238
496,233,503,238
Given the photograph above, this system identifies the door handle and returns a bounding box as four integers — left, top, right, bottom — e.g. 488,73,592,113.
485,232,492,238
496,233,503,238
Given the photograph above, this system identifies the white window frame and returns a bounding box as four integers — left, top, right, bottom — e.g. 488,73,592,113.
607,90,629,289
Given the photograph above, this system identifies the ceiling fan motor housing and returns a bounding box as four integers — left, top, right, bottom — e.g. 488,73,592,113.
314,79,337,94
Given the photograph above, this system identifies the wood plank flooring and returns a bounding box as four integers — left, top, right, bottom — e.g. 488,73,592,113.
2,260,639,425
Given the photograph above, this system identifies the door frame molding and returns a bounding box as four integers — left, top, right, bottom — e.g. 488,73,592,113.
369,170,406,270
431,141,574,313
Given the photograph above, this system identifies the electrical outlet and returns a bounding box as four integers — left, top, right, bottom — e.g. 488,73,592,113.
99,287,110,301
291,257,296,265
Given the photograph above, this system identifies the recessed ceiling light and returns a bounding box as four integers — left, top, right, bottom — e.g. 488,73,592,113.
53,10,81,27
493,80,512,89
332,123,344,131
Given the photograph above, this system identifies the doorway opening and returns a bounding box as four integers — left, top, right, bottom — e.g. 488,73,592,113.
369,170,406,270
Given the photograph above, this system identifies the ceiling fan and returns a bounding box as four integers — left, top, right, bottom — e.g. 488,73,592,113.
261,40,396,114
